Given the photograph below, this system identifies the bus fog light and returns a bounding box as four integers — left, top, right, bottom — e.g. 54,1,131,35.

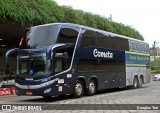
44,88,52,94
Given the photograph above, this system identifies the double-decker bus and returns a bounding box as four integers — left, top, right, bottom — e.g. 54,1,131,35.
6,23,150,98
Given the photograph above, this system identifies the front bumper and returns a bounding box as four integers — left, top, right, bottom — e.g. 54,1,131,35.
15,78,60,96
16,85,59,96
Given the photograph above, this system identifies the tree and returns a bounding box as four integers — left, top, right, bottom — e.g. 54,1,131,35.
0,0,144,40
151,57,160,72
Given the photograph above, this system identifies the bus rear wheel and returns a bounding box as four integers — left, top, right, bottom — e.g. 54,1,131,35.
73,80,84,98
138,77,143,88
132,76,138,89
86,80,96,96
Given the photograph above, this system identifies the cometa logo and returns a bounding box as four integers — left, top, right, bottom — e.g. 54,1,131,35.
93,49,113,58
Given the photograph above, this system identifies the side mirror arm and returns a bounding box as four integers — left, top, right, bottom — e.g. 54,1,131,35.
6,48,19,62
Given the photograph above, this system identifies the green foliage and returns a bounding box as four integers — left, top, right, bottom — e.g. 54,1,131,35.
0,0,144,40
0,0,58,25
151,57,160,72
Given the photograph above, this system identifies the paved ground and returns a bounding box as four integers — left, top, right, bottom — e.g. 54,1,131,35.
0,81,160,113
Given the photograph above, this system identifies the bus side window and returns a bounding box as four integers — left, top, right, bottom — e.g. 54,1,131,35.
109,36,120,50
96,32,109,48
57,27,79,44
129,40,133,51
132,41,138,52
144,44,149,53
135,42,139,52
53,47,73,74
119,38,129,51
137,42,141,52
80,30,96,48
139,43,143,53
146,44,149,53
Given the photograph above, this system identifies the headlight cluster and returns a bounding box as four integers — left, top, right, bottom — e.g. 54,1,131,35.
44,88,52,94
15,78,59,89
40,78,59,87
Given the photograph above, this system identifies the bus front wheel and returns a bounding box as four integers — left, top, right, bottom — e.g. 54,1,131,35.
73,80,84,98
86,80,96,96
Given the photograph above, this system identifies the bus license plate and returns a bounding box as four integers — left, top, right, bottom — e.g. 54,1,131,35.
26,92,33,95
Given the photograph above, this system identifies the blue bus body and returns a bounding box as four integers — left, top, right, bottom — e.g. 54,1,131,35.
6,23,150,97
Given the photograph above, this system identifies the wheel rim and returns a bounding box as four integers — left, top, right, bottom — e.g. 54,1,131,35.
89,82,95,94
75,83,82,96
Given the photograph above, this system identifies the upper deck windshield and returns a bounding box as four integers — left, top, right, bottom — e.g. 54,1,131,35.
18,53,51,76
21,24,59,49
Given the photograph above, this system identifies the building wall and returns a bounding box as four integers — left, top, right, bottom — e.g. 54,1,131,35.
150,47,160,56
0,48,16,78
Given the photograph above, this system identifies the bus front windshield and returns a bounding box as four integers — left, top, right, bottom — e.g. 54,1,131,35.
18,53,51,76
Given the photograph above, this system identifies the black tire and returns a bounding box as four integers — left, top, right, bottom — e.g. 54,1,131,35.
42,96,52,99
132,76,138,89
86,80,97,96
138,77,143,88
73,80,84,98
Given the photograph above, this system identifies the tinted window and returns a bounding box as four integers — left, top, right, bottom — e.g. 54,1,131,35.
80,30,96,48
52,48,73,74
57,27,80,44
24,25,59,49
109,36,120,50
119,38,129,51
129,40,133,51
96,32,109,48
97,35,129,51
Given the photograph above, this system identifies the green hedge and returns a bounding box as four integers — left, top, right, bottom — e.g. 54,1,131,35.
0,0,144,40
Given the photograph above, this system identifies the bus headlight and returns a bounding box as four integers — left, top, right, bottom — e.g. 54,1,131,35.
40,78,59,87
44,88,52,94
